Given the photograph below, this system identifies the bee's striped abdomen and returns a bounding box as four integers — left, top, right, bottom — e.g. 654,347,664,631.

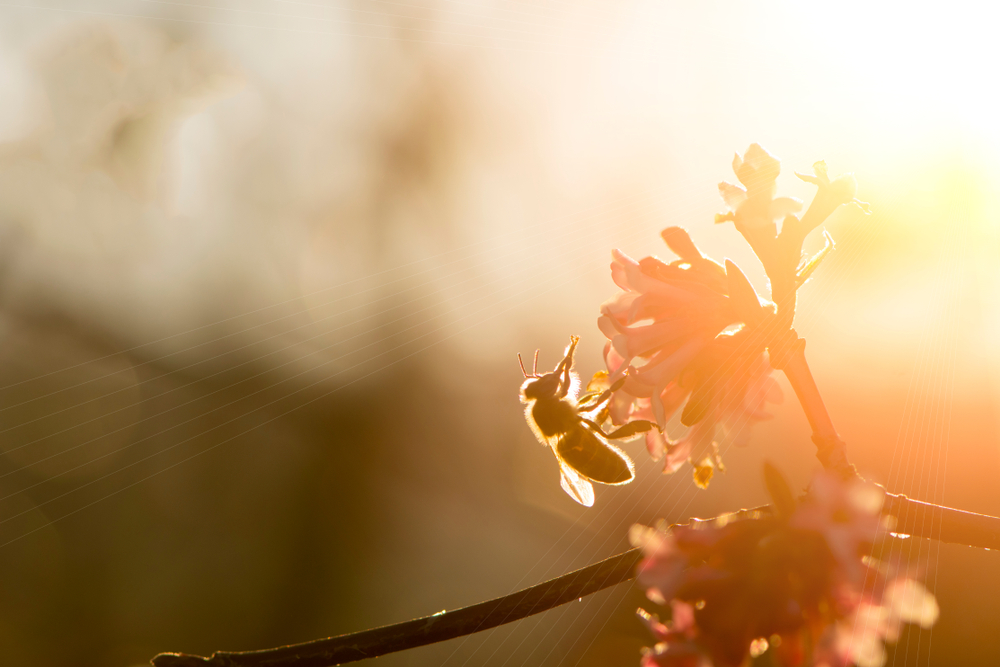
555,428,634,485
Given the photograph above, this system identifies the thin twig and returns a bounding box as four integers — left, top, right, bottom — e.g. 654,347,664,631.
150,547,646,667
150,496,1000,667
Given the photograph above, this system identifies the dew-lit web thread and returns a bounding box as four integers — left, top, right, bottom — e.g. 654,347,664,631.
449,183,896,667
1,168,696,564
470,450,692,667
898,188,965,665
468,443,705,667
0,246,647,547
890,261,943,667
0,206,656,524
3,176,708,667
846,192,960,665
923,212,965,664
0,179,680,414
0,179,694,547
4,175,704,451
853,198,938,666
892,229,951,667
0,212,660,500
890,209,964,667
0,181,689,488
899,212,959,665
916,212,963,665
0,183,685,525
551,588,634,667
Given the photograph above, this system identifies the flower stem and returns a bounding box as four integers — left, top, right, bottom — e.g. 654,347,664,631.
779,341,856,478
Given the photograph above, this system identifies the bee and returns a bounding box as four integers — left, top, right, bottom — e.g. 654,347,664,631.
519,336,651,507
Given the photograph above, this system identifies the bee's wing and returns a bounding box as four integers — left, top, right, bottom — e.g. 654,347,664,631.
556,426,635,486
558,461,595,507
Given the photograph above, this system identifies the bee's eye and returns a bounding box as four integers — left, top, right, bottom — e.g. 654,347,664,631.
523,374,558,399
522,379,543,399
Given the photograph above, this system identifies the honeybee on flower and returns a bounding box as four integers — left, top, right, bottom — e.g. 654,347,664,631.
518,336,653,506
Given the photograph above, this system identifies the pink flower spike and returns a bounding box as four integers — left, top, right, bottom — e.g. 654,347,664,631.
884,578,939,634
598,226,781,486
630,524,688,604
791,472,884,582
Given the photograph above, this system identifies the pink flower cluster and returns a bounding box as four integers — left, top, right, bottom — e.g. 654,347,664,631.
598,227,782,486
631,471,938,667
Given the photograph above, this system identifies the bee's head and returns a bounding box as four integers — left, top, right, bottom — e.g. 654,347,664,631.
521,372,560,400
518,336,580,401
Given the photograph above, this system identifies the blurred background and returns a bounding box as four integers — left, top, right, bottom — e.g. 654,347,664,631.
0,1,997,665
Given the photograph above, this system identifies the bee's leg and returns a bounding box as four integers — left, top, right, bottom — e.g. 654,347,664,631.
577,377,626,411
557,363,572,397
578,389,612,411
604,420,655,440
555,354,574,398
581,417,654,440
554,336,580,398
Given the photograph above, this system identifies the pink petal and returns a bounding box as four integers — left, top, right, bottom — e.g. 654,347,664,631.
610,249,638,290
669,600,696,634
633,338,706,387
662,438,692,474
604,340,625,372
618,318,702,359
597,314,620,340
645,429,666,460
629,397,656,421
657,382,689,425
609,390,635,425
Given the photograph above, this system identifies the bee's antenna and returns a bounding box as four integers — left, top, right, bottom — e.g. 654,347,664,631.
517,353,529,378
532,350,539,375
